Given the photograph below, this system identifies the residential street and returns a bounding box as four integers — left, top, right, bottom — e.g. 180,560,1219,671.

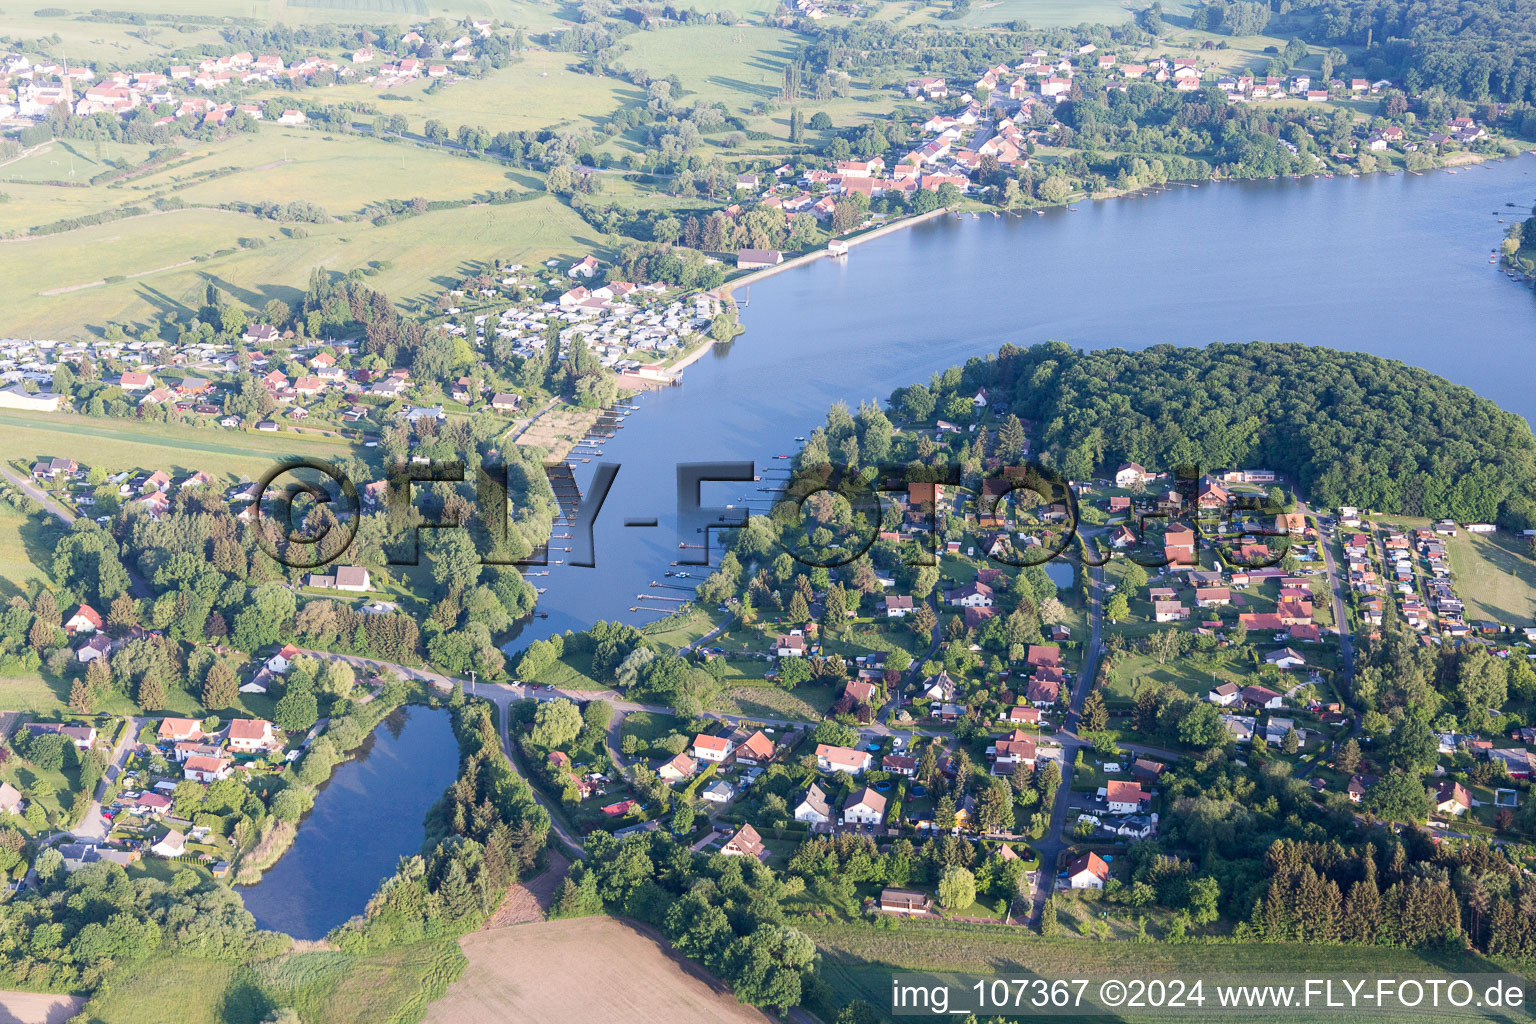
70,715,143,842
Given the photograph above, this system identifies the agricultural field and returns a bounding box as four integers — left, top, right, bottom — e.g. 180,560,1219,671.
0,187,600,336
245,50,644,135
425,917,774,1024
615,24,798,114
0,505,53,603
1446,529,1536,625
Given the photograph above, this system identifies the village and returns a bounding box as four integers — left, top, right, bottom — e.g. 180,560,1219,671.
0,18,503,128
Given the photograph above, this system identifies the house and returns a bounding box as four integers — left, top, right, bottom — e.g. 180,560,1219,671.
568,255,599,278
1154,601,1190,623
921,670,956,702
1065,851,1109,889
1114,462,1147,488
31,457,78,481
794,783,832,824
0,782,24,816
883,754,917,776
1004,705,1042,726
990,730,1037,775
1105,780,1148,815
1491,748,1532,779
1347,774,1379,803
1241,685,1283,709
842,680,879,705
1025,646,1062,670
1432,780,1471,816
266,644,299,674
1026,677,1060,707
879,888,933,914
947,581,995,608
639,745,691,783
151,830,187,858
736,249,784,270
332,565,371,592
64,604,103,636
816,744,872,774
184,754,232,782
1207,682,1240,706
735,730,776,766
227,718,276,753
158,718,202,743
721,823,766,858
75,635,112,664
119,371,153,391
775,634,806,658
701,779,735,804
1265,647,1306,670
843,787,887,825
881,595,915,618
1222,714,1255,743
489,393,520,413
59,841,139,872
692,734,734,762
1264,717,1303,746
1194,587,1231,608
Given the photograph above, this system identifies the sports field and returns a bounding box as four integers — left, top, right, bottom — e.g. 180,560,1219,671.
425,917,774,1024
1446,529,1536,625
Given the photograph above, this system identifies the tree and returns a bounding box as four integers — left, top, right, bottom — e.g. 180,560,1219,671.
1281,726,1300,755
1384,716,1437,772
1337,737,1362,774
68,677,96,714
203,661,239,709
908,602,937,638
274,680,319,733
531,698,584,748
1105,593,1130,622
136,672,167,711
937,865,976,910
1081,690,1109,731
1368,769,1429,822
1177,702,1227,749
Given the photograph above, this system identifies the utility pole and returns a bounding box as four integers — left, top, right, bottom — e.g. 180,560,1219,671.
468,669,476,696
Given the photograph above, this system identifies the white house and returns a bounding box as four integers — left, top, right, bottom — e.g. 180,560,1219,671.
1065,851,1109,889
842,787,887,826
1114,462,1147,488
815,743,872,775
794,783,832,825
692,734,734,763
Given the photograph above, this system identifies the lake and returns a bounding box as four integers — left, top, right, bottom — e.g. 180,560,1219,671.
239,706,459,940
510,156,1536,648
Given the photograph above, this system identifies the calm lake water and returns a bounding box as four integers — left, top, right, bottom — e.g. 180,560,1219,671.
510,156,1536,648
239,706,458,939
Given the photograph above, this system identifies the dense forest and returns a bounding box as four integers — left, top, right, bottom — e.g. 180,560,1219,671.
1283,0,1536,103
890,342,1536,528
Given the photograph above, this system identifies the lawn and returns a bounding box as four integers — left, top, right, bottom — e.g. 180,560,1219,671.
1445,529,1536,625
0,505,54,603
807,919,1527,1024
1103,650,1247,701
81,941,467,1024
0,410,357,481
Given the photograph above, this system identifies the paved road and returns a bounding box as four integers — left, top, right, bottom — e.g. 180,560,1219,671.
1303,502,1356,681
71,716,144,841
295,648,588,854
1025,560,1106,929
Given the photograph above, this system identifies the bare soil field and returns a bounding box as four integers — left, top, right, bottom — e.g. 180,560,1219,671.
425,917,773,1024
0,992,86,1024
485,850,570,927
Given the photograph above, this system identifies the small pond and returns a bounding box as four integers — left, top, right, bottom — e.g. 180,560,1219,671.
239,706,459,940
